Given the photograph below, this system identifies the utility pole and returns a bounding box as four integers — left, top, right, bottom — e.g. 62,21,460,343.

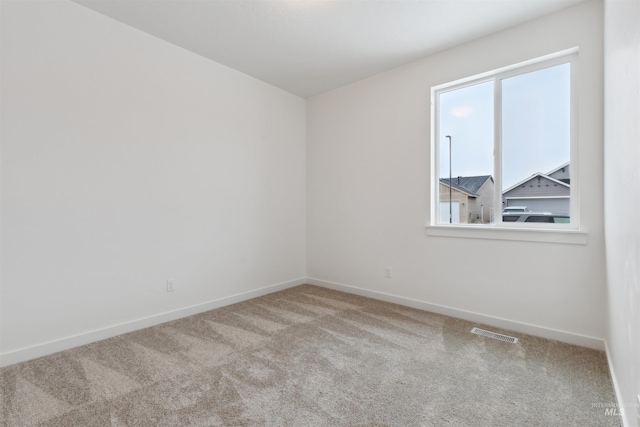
446,135,452,224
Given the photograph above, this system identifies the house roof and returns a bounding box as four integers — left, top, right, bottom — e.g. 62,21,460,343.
440,175,492,197
546,161,570,176
502,163,570,194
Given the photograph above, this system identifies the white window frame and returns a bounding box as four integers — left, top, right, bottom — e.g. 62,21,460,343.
427,48,587,245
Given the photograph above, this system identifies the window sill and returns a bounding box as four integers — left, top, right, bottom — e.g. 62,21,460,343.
425,225,588,245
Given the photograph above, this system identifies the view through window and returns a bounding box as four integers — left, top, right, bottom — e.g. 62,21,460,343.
435,56,573,226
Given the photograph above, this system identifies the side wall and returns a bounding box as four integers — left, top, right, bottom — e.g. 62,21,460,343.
468,180,494,224
604,0,640,425
0,1,306,365
307,1,605,346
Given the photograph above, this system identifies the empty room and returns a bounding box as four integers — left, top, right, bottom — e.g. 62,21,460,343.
1,0,638,425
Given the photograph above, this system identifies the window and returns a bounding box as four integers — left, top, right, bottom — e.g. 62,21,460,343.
431,50,577,231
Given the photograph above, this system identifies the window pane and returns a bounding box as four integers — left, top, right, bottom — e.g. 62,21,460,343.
438,81,494,224
525,216,554,223
501,64,571,217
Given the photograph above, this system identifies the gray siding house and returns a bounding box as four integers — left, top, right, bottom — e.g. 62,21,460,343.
502,162,570,214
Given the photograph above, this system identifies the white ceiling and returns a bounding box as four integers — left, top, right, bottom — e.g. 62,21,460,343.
74,0,586,98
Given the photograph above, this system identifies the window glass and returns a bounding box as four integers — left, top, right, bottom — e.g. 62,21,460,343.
434,55,574,228
501,63,571,216
525,216,554,223
438,81,494,224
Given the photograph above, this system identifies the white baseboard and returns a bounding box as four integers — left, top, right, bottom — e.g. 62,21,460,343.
0,277,306,367
307,277,605,350
604,341,631,427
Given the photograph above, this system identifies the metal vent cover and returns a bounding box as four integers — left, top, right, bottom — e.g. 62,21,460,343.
471,327,518,343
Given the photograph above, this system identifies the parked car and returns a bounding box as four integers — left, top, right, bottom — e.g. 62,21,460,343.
502,213,570,223
502,206,530,213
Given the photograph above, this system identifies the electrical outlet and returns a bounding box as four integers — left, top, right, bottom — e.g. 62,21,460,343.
166,279,175,292
385,267,392,278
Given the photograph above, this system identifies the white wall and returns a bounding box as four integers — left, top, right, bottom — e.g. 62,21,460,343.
604,0,640,425
307,1,606,346
0,1,306,365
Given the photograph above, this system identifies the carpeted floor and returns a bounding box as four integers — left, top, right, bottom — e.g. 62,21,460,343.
0,285,620,426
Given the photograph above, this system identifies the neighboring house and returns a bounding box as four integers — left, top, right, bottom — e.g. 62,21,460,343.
502,162,570,214
439,175,494,224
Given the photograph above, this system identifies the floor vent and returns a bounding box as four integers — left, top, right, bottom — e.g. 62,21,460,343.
471,327,518,344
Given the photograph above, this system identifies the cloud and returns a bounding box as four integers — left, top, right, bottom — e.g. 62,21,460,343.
449,106,474,118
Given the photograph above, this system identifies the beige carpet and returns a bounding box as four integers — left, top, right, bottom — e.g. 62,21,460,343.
0,285,620,426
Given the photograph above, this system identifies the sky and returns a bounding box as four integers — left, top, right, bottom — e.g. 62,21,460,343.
438,63,571,191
